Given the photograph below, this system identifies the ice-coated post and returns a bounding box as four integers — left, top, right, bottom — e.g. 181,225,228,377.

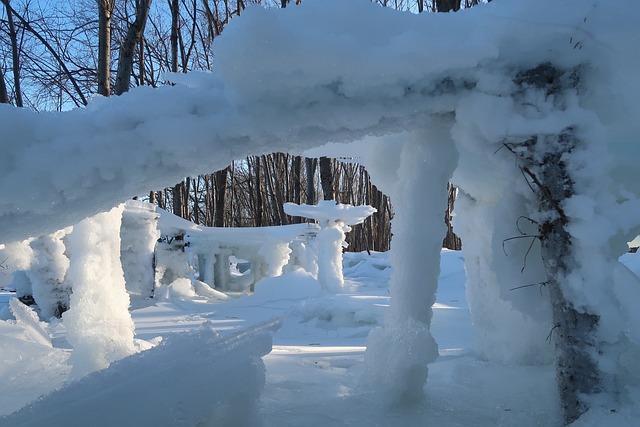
283,200,376,292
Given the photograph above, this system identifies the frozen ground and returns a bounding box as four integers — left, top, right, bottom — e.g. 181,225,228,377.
1,250,639,426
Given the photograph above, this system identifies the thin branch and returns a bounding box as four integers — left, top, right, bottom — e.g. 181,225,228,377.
8,3,88,105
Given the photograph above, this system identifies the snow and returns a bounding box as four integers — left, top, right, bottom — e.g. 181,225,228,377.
284,201,376,293
2,319,280,427
0,0,639,424
2,250,640,425
120,200,159,299
62,205,137,379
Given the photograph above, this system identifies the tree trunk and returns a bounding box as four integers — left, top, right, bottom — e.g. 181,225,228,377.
442,183,462,250
170,0,179,73
114,0,153,95
512,64,602,425
0,66,9,104
305,157,317,204
254,157,263,227
172,183,183,218
435,0,461,12
291,156,301,221
3,0,23,107
528,131,600,425
214,168,228,227
97,0,114,96
319,156,334,201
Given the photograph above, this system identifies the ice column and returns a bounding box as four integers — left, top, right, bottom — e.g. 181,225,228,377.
63,205,136,379
27,228,72,319
364,123,458,403
120,200,160,299
284,200,375,292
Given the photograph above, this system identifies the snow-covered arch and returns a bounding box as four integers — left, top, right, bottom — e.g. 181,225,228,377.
1,0,639,422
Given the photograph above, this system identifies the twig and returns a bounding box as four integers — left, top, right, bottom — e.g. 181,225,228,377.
516,216,539,235
502,234,538,257
520,166,568,224
509,281,549,295
546,323,561,342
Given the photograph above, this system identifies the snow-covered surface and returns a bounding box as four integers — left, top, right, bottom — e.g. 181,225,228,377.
0,0,639,424
284,201,376,227
0,251,519,424
2,250,640,425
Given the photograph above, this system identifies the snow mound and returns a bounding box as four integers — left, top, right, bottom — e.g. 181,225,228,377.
0,319,281,427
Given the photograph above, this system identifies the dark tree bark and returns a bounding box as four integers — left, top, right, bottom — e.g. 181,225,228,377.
114,0,153,95
2,0,23,106
214,167,228,227
172,183,183,218
319,156,334,201
97,0,114,97
254,157,263,227
0,66,9,104
521,130,600,425
511,64,602,425
292,156,302,205
442,183,462,250
305,157,317,204
435,0,461,12
170,0,179,73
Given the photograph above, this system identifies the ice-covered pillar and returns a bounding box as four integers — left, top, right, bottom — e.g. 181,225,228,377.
364,123,458,403
258,240,292,278
26,228,72,319
214,247,232,290
120,200,160,299
284,201,376,292
63,205,136,379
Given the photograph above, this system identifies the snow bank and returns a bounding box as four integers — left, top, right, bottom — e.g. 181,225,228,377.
0,319,281,427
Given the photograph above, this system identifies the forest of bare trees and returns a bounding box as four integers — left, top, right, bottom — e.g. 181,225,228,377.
149,154,394,252
0,0,471,251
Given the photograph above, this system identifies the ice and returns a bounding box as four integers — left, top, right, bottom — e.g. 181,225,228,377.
120,200,160,299
285,201,376,292
8,299,51,348
1,319,281,427
25,229,71,320
62,205,136,379
0,0,639,424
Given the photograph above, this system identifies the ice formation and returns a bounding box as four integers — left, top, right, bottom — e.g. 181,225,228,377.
62,205,136,379
284,200,375,292
0,0,638,417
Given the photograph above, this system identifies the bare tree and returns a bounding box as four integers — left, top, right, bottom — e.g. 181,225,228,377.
434,0,461,12
114,0,153,95
97,0,115,96
0,65,9,104
2,0,23,106
319,156,334,201
169,0,179,73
